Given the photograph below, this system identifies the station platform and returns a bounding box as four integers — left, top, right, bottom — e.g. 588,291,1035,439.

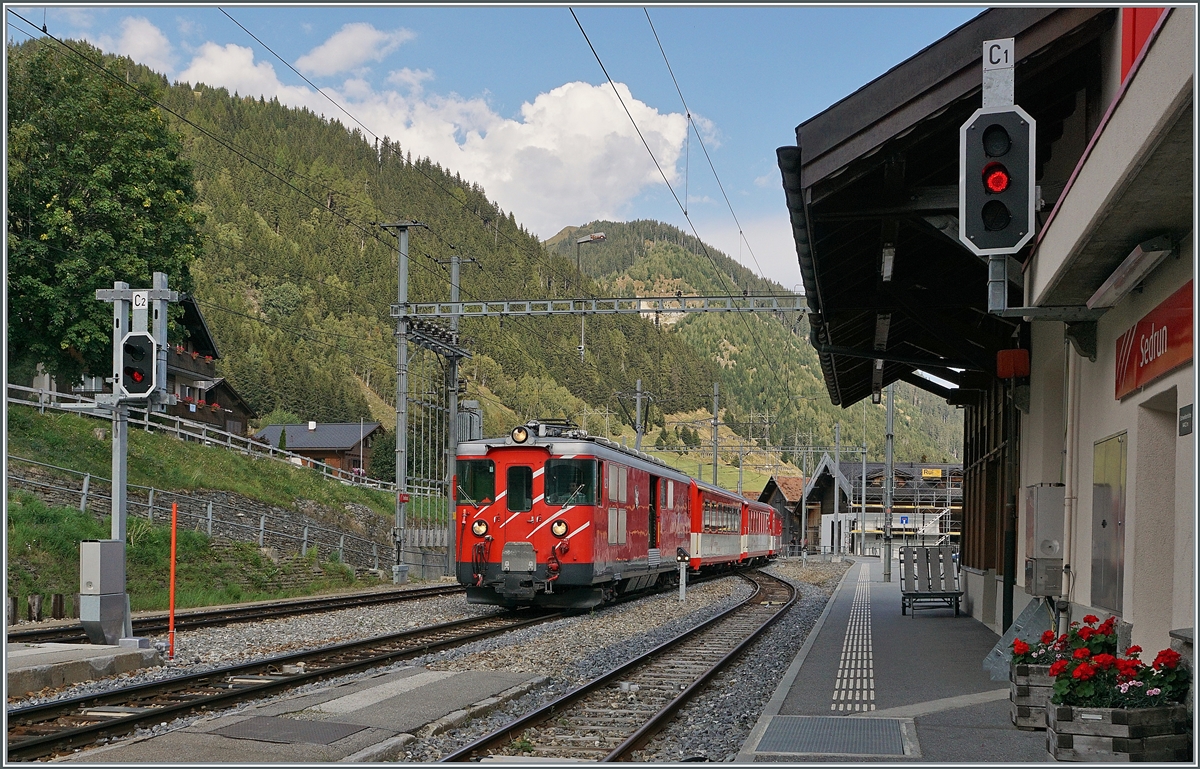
739,557,1048,762
7,643,162,698
58,667,545,763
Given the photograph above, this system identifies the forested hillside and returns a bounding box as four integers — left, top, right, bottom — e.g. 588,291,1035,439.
2,46,705,435
8,39,960,471
547,222,963,462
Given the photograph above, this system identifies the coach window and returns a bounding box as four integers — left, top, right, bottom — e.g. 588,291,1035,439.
457,460,495,505
507,466,533,512
545,459,597,506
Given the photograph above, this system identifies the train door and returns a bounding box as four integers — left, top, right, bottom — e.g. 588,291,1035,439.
648,475,660,549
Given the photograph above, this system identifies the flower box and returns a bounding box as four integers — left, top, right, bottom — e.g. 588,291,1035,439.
1011,663,1053,730
1046,703,1191,761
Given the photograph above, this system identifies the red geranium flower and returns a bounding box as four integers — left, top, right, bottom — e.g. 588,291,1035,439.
1153,648,1182,670
1048,660,1070,677
1073,648,1091,659
1077,626,1095,640
1115,658,1143,680
1012,639,1030,656
1072,662,1096,681
1091,653,1117,670
1098,617,1116,635
1082,614,1100,624
1125,645,1143,657
1041,630,1057,645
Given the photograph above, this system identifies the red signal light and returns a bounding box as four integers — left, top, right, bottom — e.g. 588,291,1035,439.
126,368,146,383
983,162,1010,194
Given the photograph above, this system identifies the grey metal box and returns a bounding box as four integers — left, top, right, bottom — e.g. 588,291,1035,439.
1025,557,1063,597
79,593,126,645
1025,484,1065,558
80,540,125,594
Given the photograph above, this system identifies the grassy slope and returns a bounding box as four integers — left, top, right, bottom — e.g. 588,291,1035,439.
7,404,395,517
7,492,371,614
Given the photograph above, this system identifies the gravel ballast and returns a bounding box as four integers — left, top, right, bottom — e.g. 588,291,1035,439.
8,560,849,762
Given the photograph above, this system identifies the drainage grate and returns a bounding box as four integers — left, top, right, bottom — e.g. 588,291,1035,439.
756,716,906,755
215,716,367,745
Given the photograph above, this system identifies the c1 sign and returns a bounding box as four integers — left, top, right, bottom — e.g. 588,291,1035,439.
1115,280,1193,400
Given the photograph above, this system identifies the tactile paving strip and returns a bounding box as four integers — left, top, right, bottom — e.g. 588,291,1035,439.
755,715,906,755
215,715,367,745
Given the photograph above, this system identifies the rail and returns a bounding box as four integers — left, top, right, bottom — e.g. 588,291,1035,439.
7,610,559,761
7,384,396,492
442,570,796,762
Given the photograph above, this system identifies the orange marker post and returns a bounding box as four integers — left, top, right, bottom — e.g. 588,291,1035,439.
169,501,178,659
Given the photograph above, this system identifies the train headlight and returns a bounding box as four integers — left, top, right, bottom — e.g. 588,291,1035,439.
471,520,489,537
511,425,530,443
551,520,569,537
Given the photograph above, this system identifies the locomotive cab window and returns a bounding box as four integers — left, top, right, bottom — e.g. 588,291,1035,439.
507,466,533,512
545,459,597,506
457,460,495,505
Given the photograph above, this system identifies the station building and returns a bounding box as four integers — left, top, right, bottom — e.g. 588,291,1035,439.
777,7,1193,654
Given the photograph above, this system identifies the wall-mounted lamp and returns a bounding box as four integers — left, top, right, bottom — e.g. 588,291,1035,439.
1087,235,1174,309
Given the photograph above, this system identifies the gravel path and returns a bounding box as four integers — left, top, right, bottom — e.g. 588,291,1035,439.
8,560,849,763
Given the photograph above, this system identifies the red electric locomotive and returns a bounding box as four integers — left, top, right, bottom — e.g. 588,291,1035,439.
455,419,694,608
454,419,778,608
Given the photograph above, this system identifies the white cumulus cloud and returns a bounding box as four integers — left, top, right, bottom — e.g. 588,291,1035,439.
177,42,316,106
296,23,415,77
175,43,690,237
92,16,175,74
387,67,435,93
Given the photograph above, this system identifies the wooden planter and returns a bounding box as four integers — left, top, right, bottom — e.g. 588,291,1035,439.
1046,703,1192,761
1010,663,1053,730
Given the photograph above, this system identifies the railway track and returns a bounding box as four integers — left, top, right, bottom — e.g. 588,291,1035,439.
440,569,796,762
6,609,557,761
7,584,464,645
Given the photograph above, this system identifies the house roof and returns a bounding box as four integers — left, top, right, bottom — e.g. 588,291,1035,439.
179,295,219,359
205,378,255,417
773,476,807,503
255,422,382,451
803,454,856,501
777,8,1117,407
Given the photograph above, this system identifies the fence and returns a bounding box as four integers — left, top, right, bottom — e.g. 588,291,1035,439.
7,455,449,574
7,384,396,493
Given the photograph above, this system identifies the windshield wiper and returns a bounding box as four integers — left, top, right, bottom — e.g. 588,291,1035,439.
561,484,585,508
457,485,478,508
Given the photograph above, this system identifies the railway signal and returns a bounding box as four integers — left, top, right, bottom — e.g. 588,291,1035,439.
959,106,1035,255
119,331,157,398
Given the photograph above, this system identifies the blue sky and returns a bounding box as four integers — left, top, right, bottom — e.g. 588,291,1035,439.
8,5,983,288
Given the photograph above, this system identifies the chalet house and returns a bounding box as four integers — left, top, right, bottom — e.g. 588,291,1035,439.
253,421,383,473
163,296,255,436
758,475,807,547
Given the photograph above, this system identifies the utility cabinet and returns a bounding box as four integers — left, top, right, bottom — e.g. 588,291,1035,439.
1025,484,1064,597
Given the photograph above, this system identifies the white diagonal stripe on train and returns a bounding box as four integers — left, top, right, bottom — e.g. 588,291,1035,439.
565,521,590,539
527,507,570,538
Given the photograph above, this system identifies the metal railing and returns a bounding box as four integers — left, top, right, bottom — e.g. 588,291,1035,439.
6,455,454,572
7,384,396,492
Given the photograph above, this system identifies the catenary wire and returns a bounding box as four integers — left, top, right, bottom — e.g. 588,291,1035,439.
570,7,796,422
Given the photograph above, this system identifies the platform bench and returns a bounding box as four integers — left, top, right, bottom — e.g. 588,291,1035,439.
900,545,962,616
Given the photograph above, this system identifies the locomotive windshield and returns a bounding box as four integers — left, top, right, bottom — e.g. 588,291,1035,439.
457,460,495,505
544,459,598,506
